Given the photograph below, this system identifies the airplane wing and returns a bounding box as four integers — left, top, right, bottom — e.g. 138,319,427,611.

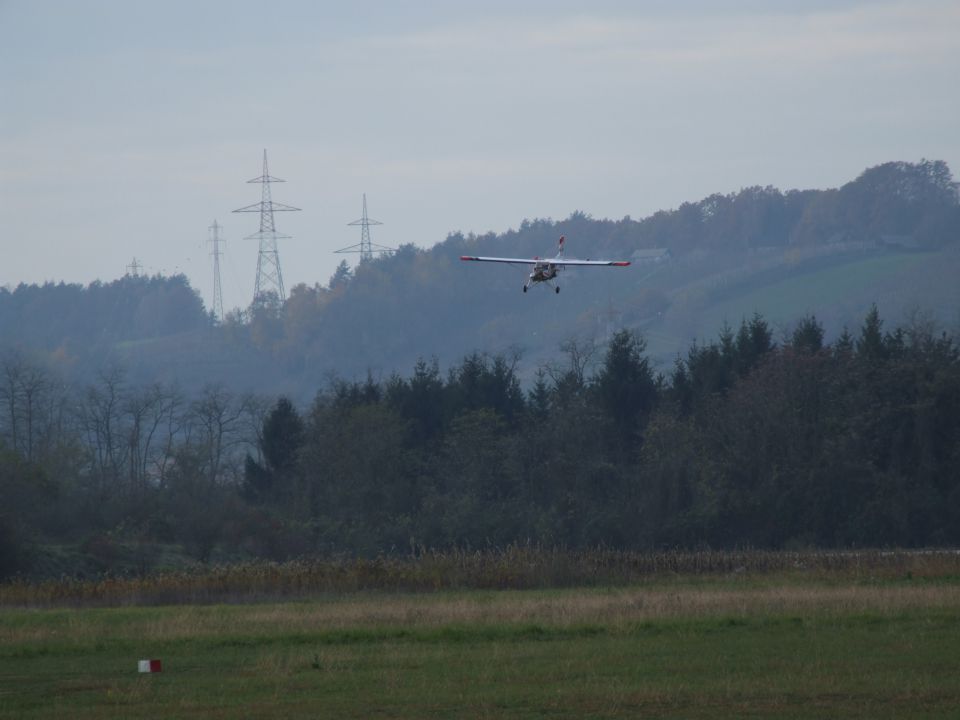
460,256,630,267
552,259,631,267
460,255,540,264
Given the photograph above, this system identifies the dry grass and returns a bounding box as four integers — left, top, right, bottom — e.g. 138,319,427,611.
3,547,959,608
238,584,960,631
3,582,958,646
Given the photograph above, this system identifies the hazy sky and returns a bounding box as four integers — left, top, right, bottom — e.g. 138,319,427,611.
2,1,958,313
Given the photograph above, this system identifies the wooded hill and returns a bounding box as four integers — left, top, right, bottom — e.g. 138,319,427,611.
1,160,958,399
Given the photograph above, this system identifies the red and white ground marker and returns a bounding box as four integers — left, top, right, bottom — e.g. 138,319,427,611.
138,659,162,673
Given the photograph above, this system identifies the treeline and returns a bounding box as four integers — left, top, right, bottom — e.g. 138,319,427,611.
634,159,960,251
0,273,211,392
2,161,957,398
0,273,209,351
2,306,959,579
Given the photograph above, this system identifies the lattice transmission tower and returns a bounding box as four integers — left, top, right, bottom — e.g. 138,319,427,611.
208,220,226,322
232,150,300,306
335,194,394,262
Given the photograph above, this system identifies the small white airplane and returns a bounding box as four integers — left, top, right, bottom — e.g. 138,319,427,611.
460,235,630,293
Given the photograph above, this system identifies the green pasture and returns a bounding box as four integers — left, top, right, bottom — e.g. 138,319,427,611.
641,248,956,360
699,252,928,330
3,580,960,719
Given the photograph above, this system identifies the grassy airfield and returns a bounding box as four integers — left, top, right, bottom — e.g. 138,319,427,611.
3,555,960,718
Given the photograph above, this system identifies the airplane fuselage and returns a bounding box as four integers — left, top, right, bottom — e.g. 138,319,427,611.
530,262,559,283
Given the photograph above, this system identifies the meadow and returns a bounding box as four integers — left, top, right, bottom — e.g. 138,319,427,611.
3,550,960,718
638,245,959,363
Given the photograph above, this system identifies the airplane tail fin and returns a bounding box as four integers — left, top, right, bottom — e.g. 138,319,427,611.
556,235,565,259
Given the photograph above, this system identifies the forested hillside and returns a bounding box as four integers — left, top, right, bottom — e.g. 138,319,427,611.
2,306,959,579
232,159,960,392
1,160,958,398
0,273,208,349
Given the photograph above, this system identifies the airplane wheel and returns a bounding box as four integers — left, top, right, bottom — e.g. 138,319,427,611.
523,286,527,293
555,286,560,294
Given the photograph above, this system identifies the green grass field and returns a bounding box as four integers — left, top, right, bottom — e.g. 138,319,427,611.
638,247,960,362
4,576,960,719
697,251,930,332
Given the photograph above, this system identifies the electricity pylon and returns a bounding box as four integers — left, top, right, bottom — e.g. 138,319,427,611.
208,220,226,322
232,150,300,306
335,194,393,262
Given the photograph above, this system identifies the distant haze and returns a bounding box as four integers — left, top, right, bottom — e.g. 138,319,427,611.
2,0,958,313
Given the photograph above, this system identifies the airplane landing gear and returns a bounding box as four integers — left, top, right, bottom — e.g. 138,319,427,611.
555,286,560,294
523,286,528,293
